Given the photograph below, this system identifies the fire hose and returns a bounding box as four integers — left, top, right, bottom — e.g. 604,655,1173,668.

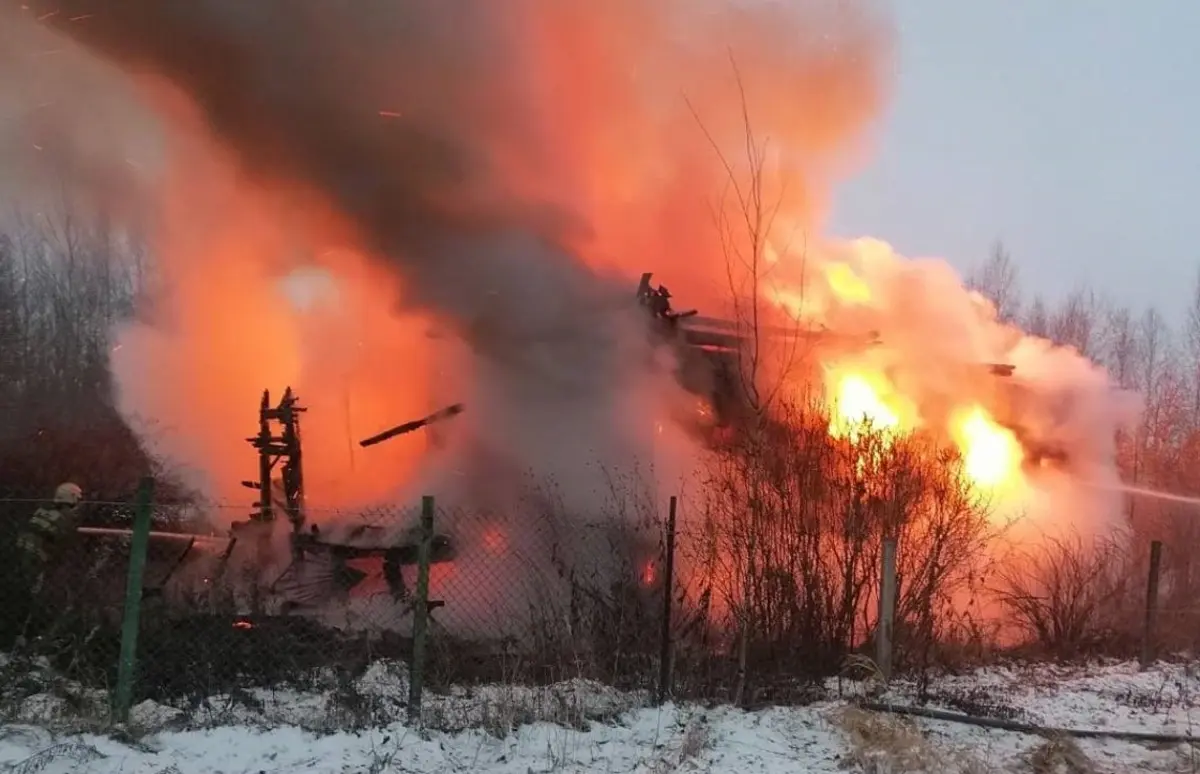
856,700,1199,744
76,527,228,545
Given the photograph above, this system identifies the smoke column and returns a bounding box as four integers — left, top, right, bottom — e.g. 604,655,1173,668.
5,0,891,508
766,237,1142,542
0,0,892,630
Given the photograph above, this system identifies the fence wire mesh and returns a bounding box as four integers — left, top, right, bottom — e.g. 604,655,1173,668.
0,487,682,728
3,481,1200,731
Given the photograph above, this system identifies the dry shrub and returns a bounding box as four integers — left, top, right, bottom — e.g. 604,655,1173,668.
831,706,988,774
993,535,1135,659
680,396,994,699
1026,735,1098,774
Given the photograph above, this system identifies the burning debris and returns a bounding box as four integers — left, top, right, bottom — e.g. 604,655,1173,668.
63,387,468,624
231,388,460,612
638,268,1082,488
41,261,1119,644
359,404,466,449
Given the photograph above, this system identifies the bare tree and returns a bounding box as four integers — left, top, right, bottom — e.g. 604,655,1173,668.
1138,309,1167,401
1048,287,1099,358
1101,304,1141,391
0,201,155,496
1128,307,1170,485
1185,267,1200,426
686,54,831,706
1024,295,1050,338
968,241,1021,323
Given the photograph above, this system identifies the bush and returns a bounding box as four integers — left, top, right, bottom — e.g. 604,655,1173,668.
993,535,1133,659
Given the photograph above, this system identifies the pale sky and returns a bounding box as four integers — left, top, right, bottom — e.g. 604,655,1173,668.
828,1,1200,320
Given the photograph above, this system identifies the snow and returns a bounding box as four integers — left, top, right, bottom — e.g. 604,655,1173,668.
2,659,1200,772
1,704,846,773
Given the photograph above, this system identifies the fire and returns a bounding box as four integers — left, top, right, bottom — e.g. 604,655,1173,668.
107,147,440,519
823,364,1027,497
15,0,1127,606
824,262,871,305
761,258,873,321
640,560,657,587
828,369,903,442
951,406,1024,492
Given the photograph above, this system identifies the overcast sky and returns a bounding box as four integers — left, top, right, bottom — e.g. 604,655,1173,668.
828,1,1199,320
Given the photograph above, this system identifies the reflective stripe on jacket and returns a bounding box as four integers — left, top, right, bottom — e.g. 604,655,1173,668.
28,506,71,540
18,505,78,567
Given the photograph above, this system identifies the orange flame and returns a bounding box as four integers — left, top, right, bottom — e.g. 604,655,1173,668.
640,560,657,587
827,368,906,443
824,262,871,305
951,406,1025,493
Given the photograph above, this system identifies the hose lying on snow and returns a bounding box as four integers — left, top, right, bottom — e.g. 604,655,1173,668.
857,701,1199,745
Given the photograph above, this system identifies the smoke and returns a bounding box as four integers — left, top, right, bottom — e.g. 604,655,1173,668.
0,0,1145,637
0,10,157,222
758,235,1141,542
4,0,890,508
0,0,894,628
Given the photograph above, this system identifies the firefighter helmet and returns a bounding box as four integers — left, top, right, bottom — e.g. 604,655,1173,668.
53,482,83,506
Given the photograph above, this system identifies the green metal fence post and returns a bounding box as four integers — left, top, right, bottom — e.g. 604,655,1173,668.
113,476,154,725
657,495,678,704
407,495,434,724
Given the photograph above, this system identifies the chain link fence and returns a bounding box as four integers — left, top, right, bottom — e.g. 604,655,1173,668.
4,476,1196,733
0,480,687,730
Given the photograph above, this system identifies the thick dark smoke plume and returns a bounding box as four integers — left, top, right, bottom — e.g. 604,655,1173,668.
12,0,891,512
13,0,712,530
20,0,629,384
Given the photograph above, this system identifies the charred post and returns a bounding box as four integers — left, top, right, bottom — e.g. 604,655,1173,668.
252,390,273,522
1141,540,1163,669
408,495,436,724
272,387,308,533
877,537,898,682
244,387,308,534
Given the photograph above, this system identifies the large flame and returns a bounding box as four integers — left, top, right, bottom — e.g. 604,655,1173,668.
952,405,1025,493
824,262,872,307
825,363,1027,498
754,228,1113,518
760,233,1056,508
828,368,902,442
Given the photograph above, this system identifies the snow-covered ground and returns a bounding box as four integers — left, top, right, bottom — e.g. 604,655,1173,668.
2,658,1199,772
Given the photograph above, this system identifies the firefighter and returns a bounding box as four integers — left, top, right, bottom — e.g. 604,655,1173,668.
649,285,673,318
12,482,84,641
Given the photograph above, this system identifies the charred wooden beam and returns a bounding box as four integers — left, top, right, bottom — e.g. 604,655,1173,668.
360,404,465,448
640,272,1015,377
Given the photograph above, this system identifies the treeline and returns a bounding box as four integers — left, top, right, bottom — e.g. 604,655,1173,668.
969,242,1200,494
0,209,170,504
